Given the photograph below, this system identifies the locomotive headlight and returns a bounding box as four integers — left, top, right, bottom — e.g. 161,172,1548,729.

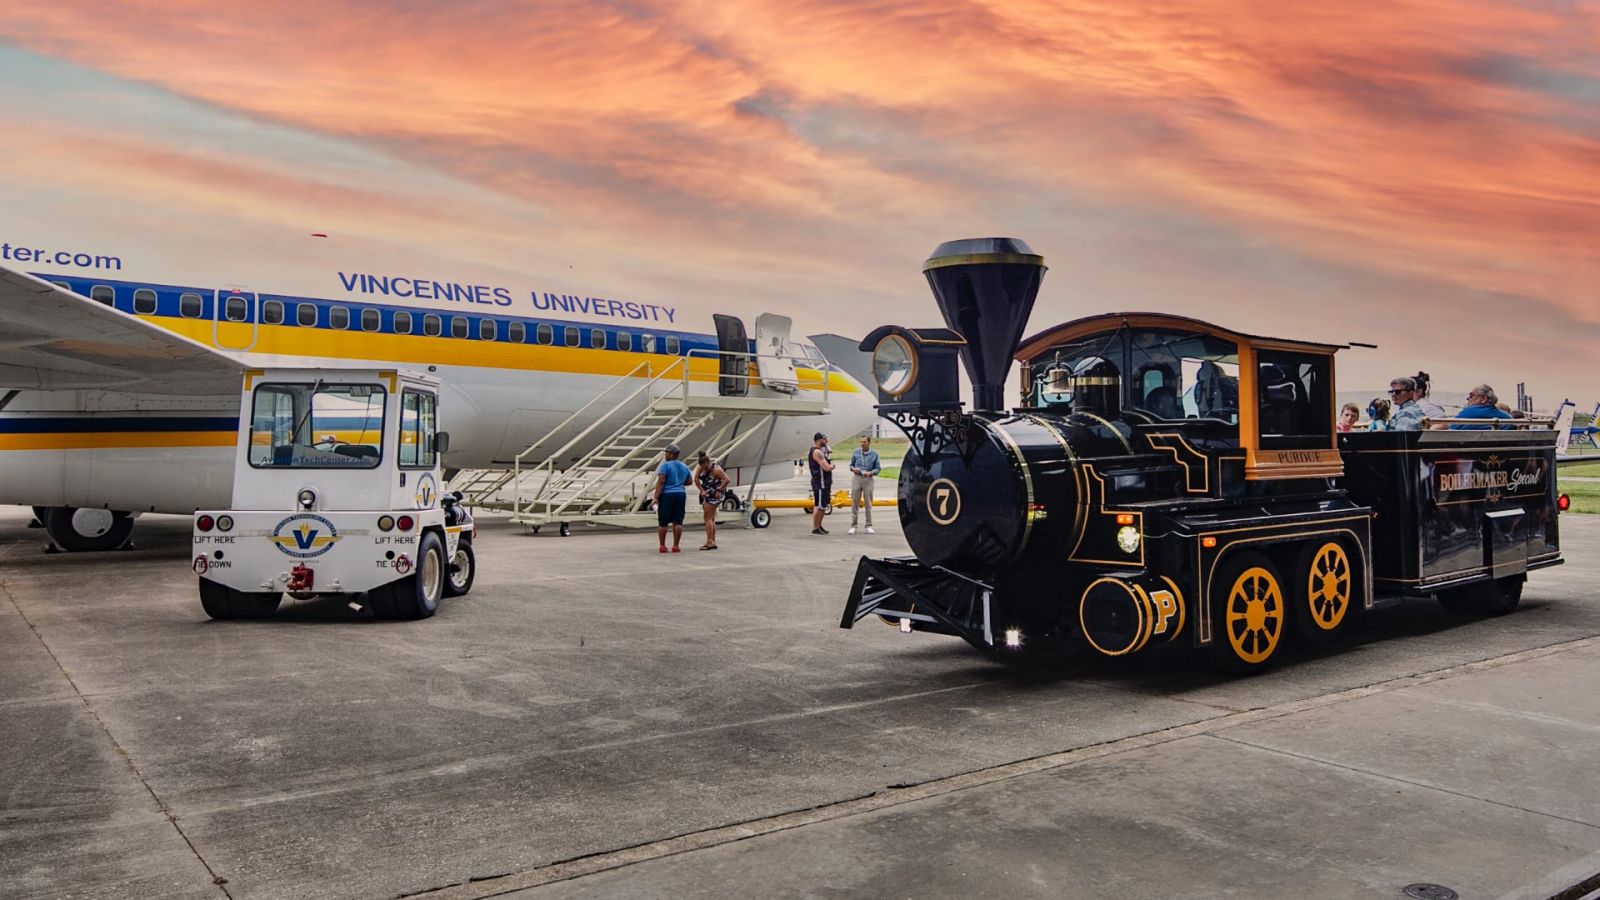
871,334,917,397
1116,525,1141,554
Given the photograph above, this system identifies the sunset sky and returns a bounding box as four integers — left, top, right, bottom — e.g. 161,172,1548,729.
0,1,1595,405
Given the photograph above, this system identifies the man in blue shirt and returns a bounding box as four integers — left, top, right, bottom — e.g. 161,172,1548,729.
848,435,882,535
1451,385,1515,430
1371,376,1426,431
654,444,693,552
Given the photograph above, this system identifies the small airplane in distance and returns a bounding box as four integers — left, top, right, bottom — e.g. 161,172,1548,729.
1551,400,1595,465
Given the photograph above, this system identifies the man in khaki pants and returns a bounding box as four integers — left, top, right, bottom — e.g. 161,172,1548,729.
848,435,881,535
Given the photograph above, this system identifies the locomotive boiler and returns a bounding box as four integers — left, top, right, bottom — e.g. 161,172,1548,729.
841,238,1564,672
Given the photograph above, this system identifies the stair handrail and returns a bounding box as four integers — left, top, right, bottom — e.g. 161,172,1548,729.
513,358,688,517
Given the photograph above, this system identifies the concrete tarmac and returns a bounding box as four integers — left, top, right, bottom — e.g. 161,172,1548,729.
1,503,1597,900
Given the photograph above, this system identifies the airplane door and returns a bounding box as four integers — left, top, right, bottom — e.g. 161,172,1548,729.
713,314,749,397
213,287,259,351
754,313,799,393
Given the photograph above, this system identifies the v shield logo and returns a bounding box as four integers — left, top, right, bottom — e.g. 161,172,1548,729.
270,514,340,559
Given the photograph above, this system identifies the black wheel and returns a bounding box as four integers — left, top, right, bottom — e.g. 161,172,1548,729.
371,530,444,620
443,537,475,597
43,507,134,552
1209,551,1288,675
1291,540,1357,644
1479,575,1524,616
559,522,571,537
751,508,771,529
720,496,742,513
199,579,281,620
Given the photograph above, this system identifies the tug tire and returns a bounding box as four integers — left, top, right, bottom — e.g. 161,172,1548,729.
443,537,475,597
199,580,281,620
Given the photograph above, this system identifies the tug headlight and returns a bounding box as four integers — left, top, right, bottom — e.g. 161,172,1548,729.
297,489,316,510
1116,525,1141,555
378,515,396,532
216,515,234,532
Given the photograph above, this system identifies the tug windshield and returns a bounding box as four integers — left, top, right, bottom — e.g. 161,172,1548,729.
249,382,386,468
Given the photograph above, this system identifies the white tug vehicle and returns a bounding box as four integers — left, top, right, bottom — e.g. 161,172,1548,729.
193,367,474,620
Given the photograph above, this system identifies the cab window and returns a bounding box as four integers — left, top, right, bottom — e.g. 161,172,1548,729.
248,382,385,468
262,300,285,325
1128,330,1240,424
179,293,203,318
399,390,438,468
1255,349,1333,449
132,289,157,315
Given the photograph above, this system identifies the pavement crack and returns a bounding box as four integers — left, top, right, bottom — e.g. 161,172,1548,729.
2,582,235,899
1207,732,1600,831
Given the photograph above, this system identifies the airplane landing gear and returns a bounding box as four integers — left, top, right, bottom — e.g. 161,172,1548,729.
42,507,134,552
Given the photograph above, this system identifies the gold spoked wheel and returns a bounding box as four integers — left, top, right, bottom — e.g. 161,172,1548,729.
1305,542,1351,631
1223,563,1284,666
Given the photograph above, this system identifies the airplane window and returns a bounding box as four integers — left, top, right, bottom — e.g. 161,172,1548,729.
479,318,496,341
50,280,71,291
180,293,202,318
262,300,285,325
225,296,248,322
394,311,413,334
536,323,553,345
133,289,157,315
297,303,318,327
591,328,605,349
329,306,350,330
423,314,442,337
90,285,114,306
508,321,526,343
665,336,680,355
450,316,469,339
564,326,579,347
361,309,381,332
641,333,656,353
617,331,632,352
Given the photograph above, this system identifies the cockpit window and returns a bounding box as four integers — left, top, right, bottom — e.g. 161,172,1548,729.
1028,329,1122,409
1128,330,1240,424
248,382,386,468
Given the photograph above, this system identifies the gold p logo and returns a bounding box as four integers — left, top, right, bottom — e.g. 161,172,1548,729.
927,478,961,525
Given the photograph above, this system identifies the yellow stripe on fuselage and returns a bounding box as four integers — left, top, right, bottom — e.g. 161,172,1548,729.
161,319,862,394
0,431,237,450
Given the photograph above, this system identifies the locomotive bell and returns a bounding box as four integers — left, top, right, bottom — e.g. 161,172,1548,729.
923,238,1047,412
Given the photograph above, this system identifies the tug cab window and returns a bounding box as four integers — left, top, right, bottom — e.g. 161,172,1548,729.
1254,349,1333,449
399,390,438,468
248,382,385,469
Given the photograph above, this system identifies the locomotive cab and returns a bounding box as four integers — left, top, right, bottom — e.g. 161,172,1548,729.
842,238,1562,673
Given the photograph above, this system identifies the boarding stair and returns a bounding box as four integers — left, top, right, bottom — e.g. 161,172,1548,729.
474,351,828,533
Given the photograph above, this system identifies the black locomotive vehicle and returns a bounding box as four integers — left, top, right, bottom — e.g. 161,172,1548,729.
840,238,1565,672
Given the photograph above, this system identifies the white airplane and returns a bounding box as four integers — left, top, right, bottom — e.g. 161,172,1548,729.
0,249,877,551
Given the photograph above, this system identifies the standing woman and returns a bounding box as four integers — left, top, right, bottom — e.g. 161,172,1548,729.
695,451,730,550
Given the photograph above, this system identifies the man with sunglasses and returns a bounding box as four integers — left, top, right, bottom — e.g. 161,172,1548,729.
1374,376,1426,431
1450,384,1514,430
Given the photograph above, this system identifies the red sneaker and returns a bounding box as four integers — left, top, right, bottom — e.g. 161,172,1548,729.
658,546,668,553
671,546,681,553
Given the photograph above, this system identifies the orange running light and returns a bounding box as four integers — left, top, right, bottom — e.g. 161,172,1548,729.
1116,513,1135,525
1201,536,1218,548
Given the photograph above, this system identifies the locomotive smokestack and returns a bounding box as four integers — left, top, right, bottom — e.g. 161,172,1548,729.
922,238,1046,412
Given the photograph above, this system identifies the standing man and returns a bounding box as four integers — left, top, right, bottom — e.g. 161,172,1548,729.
808,432,834,535
653,443,692,552
848,435,880,535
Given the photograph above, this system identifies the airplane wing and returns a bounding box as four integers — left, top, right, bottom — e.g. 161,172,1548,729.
0,264,242,395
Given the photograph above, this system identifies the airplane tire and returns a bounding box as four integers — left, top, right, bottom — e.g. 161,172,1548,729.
443,537,475,597
44,507,134,552
199,579,281,620
372,531,444,620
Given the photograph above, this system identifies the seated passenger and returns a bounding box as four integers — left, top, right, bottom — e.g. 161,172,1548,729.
1366,397,1393,431
1337,402,1360,433
1377,377,1426,431
1412,371,1448,428
1451,385,1514,430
